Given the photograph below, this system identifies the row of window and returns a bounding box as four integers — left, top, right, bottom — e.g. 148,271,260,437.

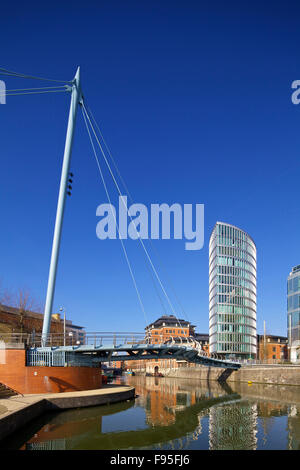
211,324,256,334
288,325,300,342
210,223,255,254
210,265,257,284
287,275,300,295
209,297,256,318
216,255,256,274
216,224,256,247
212,294,256,309
152,329,187,335
216,244,256,264
211,343,256,353
209,274,256,293
211,333,256,344
287,294,300,311
209,285,256,303
213,235,246,249
209,256,257,278
209,295,257,313
287,311,300,327
210,313,256,328
212,236,256,259
211,304,256,316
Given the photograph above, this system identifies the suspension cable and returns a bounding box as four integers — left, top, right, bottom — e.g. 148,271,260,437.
86,105,170,317
81,105,149,326
0,67,71,84
86,104,190,323
82,102,182,326
0,89,69,98
3,85,69,93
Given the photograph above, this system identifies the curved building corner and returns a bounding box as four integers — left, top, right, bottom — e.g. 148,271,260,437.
209,222,257,359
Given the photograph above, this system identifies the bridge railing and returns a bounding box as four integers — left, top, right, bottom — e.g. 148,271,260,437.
0,332,149,348
0,331,237,362
0,331,210,352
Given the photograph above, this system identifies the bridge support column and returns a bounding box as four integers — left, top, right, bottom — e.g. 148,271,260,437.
42,67,82,347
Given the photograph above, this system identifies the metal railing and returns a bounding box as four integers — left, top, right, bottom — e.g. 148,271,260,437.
0,331,207,349
84,332,147,347
240,358,300,366
26,350,100,367
0,331,148,348
1,331,240,367
0,332,34,346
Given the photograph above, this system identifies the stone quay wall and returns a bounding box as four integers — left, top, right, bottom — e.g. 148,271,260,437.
134,364,300,386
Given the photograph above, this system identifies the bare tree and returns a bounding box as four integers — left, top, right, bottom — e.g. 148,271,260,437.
12,288,42,334
0,281,42,334
0,281,13,316
14,288,42,313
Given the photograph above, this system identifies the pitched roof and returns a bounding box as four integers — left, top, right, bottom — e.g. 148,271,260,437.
145,315,195,330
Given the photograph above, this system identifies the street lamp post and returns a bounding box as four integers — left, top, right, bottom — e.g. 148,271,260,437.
60,307,66,346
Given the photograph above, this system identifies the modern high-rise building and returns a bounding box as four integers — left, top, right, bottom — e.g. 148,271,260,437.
287,265,300,362
209,222,257,359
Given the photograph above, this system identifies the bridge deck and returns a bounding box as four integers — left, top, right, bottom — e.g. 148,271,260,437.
28,343,241,370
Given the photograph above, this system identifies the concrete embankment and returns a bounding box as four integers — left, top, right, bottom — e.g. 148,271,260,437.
139,365,300,386
229,381,300,405
227,365,300,386
0,384,135,442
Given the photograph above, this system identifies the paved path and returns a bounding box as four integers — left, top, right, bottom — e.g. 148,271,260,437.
0,384,135,441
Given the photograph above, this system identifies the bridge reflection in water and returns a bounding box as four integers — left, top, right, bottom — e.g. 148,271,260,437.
2,377,300,450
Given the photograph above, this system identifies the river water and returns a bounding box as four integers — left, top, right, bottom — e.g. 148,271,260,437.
2,376,300,450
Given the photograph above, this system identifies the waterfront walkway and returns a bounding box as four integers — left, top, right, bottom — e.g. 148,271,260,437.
0,384,135,442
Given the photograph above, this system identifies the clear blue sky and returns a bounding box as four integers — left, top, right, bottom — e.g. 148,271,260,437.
0,1,299,336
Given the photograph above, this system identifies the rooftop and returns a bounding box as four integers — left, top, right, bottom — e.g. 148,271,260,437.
210,221,256,247
145,315,195,330
291,264,300,275
0,304,85,331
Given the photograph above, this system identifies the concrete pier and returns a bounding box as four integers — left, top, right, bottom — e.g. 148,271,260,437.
0,384,135,442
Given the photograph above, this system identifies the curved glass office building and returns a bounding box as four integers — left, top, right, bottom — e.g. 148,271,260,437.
209,222,257,359
287,265,300,362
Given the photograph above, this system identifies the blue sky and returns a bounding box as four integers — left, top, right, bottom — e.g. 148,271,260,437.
0,1,299,336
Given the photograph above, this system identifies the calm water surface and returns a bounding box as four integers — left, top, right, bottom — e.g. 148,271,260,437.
2,376,300,450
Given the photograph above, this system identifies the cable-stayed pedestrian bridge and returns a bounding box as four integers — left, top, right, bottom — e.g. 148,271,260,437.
23,333,241,370
0,67,242,381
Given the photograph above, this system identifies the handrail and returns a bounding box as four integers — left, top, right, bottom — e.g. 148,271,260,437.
1,332,276,366
0,332,208,349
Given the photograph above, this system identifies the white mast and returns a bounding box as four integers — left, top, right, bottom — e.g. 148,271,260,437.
41,67,82,346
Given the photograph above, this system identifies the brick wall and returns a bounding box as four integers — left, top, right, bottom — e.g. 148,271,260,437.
258,340,288,361
0,349,102,394
0,306,63,334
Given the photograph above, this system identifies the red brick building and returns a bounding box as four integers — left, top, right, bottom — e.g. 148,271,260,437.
126,315,200,374
146,314,195,344
257,334,288,362
0,304,85,344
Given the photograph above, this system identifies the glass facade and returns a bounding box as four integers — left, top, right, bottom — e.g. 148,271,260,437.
287,265,300,362
209,222,257,359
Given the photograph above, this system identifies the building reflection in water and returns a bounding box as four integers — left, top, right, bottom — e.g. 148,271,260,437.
287,405,300,450
208,401,258,450
4,376,299,450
